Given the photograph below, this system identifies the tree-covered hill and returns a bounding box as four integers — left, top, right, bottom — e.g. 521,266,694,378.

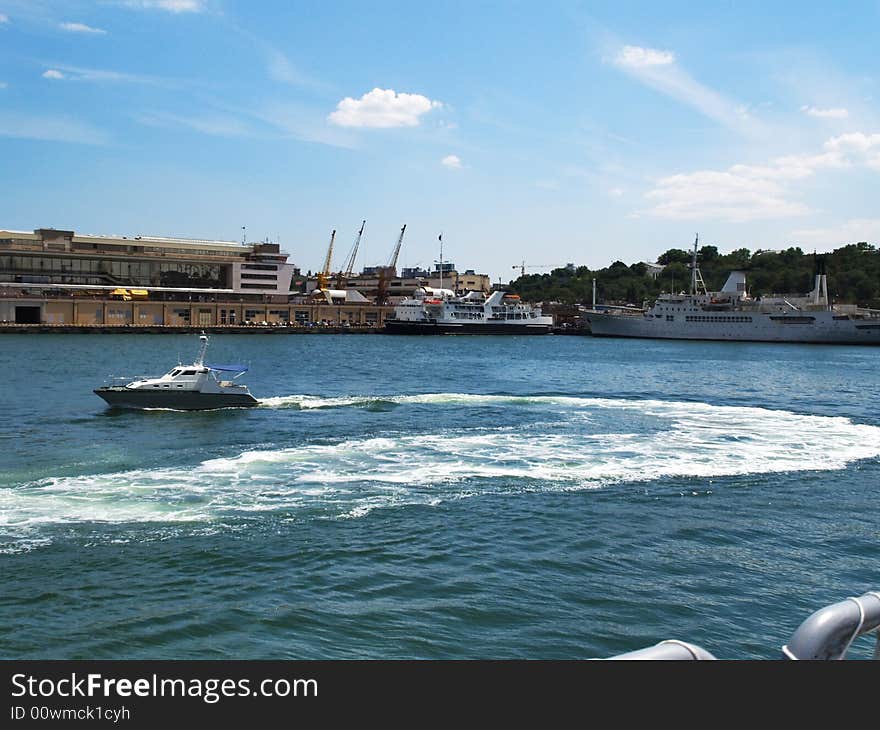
509,242,880,309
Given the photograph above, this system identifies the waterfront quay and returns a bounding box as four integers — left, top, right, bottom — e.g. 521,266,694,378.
0,323,382,334
0,289,394,329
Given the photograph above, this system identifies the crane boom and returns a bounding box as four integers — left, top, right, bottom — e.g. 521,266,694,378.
513,261,553,277
322,229,336,277
376,224,407,305
335,220,366,289
388,224,406,272
317,229,336,291
344,220,366,278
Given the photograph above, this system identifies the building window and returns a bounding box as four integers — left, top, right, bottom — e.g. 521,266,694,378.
240,273,278,280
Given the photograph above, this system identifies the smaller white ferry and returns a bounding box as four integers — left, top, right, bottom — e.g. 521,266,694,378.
385,287,554,335
94,332,259,410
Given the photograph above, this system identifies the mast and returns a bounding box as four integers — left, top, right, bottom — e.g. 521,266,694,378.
196,331,209,366
438,233,443,296
690,233,707,296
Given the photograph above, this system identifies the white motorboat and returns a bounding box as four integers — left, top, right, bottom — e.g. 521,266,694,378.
94,332,259,410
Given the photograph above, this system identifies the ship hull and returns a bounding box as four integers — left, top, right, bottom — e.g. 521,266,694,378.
587,312,880,345
384,320,552,335
94,387,259,410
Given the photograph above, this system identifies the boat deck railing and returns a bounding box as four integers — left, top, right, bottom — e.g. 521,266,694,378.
605,591,880,660
104,375,153,385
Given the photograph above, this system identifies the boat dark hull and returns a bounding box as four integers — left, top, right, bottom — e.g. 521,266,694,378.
94,387,259,410
384,320,552,335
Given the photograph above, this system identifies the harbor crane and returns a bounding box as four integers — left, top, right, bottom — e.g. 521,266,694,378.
513,261,553,277
376,224,407,304
336,220,366,289
388,224,406,275
316,229,336,292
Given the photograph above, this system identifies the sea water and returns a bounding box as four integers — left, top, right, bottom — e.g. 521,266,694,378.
1,333,877,658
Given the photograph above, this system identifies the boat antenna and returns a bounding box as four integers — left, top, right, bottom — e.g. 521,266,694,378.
437,233,443,297
196,331,209,366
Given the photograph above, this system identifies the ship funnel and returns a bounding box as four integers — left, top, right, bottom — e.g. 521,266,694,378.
721,271,747,298
810,274,829,307
811,255,829,307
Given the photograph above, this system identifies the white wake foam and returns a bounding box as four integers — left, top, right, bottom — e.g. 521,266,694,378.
2,395,879,543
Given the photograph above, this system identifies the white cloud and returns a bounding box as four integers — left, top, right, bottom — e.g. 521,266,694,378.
801,105,849,119
0,82,7,89
138,111,248,137
265,48,318,87
40,64,166,85
645,169,810,222
441,154,462,169
616,45,675,68
822,131,880,169
60,22,107,34
0,112,110,145
643,131,880,221
608,187,625,198
610,43,760,135
122,0,205,11
256,102,357,148
790,219,880,247
328,88,442,128
0,14,8,23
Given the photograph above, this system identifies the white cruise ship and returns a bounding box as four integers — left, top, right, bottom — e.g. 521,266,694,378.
587,243,880,345
385,287,554,335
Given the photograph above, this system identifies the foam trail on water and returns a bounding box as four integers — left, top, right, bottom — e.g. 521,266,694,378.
258,393,598,409
2,396,879,550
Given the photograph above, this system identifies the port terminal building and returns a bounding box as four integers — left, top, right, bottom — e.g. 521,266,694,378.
0,228,397,327
0,228,494,328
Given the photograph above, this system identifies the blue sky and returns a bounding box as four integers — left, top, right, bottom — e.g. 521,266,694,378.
1,1,879,282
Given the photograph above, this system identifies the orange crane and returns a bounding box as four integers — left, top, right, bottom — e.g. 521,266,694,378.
316,229,336,292
377,224,406,304
336,220,366,289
